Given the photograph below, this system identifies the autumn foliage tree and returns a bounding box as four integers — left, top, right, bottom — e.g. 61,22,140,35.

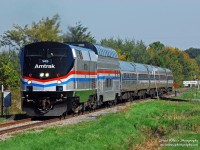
148,44,200,86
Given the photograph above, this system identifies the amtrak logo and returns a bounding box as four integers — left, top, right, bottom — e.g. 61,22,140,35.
34,64,55,69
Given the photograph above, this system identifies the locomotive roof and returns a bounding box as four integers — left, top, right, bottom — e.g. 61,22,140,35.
65,42,118,59
68,44,94,52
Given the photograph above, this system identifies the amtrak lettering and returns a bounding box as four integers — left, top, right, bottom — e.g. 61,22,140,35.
34,64,55,69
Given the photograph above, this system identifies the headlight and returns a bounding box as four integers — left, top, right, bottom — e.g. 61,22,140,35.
45,73,50,77
27,80,32,84
57,80,62,84
39,73,44,77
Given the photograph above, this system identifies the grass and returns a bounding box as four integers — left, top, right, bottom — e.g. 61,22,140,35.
177,88,200,100
162,133,199,150
0,100,199,150
0,117,5,122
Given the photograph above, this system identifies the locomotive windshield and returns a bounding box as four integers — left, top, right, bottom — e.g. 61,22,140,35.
47,49,67,58
22,43,74,79
26,49,45,57
25,48,67,58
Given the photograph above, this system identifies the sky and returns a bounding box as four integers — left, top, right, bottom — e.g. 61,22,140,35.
0,0,200,50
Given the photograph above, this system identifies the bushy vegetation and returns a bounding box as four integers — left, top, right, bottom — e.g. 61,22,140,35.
9,88,23,114
185,48,200,66
177,89,200,100
0,100,199,149
0,50,19,89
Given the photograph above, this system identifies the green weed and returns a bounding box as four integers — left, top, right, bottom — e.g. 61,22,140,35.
177,89,200,100
0,117,5,122
0,100,199,150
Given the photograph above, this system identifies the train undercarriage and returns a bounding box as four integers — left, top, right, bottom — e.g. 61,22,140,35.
22,86,172,117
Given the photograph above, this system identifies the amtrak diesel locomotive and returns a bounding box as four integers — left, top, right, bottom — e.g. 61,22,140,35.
20,42,173,116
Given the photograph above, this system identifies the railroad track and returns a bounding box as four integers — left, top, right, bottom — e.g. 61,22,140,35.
0,117,63,136
0,91,191,135
0,118,32,128
159,97,190,102
0,98,151,136
160,88,199,102
0,90,192,137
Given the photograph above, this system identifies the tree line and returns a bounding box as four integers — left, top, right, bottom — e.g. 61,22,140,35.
0,15,199,89
185,48,200,66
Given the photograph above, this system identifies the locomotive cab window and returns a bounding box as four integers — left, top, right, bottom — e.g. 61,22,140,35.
25,49,45,57
47,48,67,58
25,48,68,58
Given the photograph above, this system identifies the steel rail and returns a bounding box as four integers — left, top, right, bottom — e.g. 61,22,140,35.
0,118,32,128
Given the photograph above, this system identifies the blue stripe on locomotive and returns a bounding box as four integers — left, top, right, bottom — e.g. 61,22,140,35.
21,75,120,88
22,78,94,87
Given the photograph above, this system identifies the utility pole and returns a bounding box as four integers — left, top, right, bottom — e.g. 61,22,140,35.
1,85,4,116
